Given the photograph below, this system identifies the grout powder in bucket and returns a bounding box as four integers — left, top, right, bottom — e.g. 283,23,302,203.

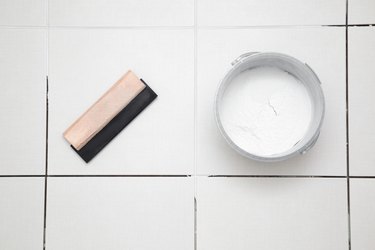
219,66,312,157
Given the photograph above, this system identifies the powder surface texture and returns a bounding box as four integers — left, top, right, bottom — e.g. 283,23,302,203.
220,66,312,157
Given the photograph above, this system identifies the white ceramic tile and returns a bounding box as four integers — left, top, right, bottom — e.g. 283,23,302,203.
350,179,375,249
0,29,46,175
349,27,375,176
349,0,375,24
198,0,345,26
0,177,44,250
46,177,194,250
197,27,346,175
49,0,193,27
197,177,348,250
48,29,194,175
0,0,46,26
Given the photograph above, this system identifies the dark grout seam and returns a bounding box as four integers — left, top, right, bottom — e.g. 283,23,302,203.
42,76,49,250
346,24,375,27
345,0,352,249
208,175,347,178
323,24,347,27
0,175,45,178
324,24,375,27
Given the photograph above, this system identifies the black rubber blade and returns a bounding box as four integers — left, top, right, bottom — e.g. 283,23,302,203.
72,79,157,163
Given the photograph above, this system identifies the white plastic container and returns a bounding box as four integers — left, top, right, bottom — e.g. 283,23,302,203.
215,52,325,162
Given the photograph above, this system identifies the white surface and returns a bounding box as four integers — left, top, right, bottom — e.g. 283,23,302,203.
0,178,44,250
0,29,46,175
349,27,375,176
197,177,348,250
220,66,312,157
0,0,46,26
49,0,194,26
0,0,374,249
349,0,375,24
350,179,375,249
49,29,194,175
197,27,346,175
198,0,345,26
46,177,194,250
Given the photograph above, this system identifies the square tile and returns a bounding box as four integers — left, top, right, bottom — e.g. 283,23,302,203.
349,0,375,24
49,0,193,27
48,29,194,175
0,29,46,175
350,178,375,249
0,177,44,250
197,177,348,250
0,0,46,26
46,177,194,250
197,27,346,175
198,0,345,26
349,27,375,176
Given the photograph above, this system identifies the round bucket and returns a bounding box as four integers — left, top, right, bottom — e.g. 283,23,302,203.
214,52,325,162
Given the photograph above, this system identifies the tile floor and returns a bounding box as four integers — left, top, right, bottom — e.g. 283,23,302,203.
0,0,374,249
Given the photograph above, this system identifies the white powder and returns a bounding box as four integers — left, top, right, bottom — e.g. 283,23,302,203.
219,66,312,157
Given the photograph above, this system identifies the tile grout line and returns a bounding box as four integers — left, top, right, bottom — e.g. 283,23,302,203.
1,174,375,178
324,24,375,27
194,197,197,250
49,25,194,30
193,0,198,249
2,174,375,178
42,77,49,250
0,175,46,178
43,1,49,249
46,175,192,177
193,0,198,192
345,0,352,249
0,24,374,30
207,175,348,178
0,25,193,29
